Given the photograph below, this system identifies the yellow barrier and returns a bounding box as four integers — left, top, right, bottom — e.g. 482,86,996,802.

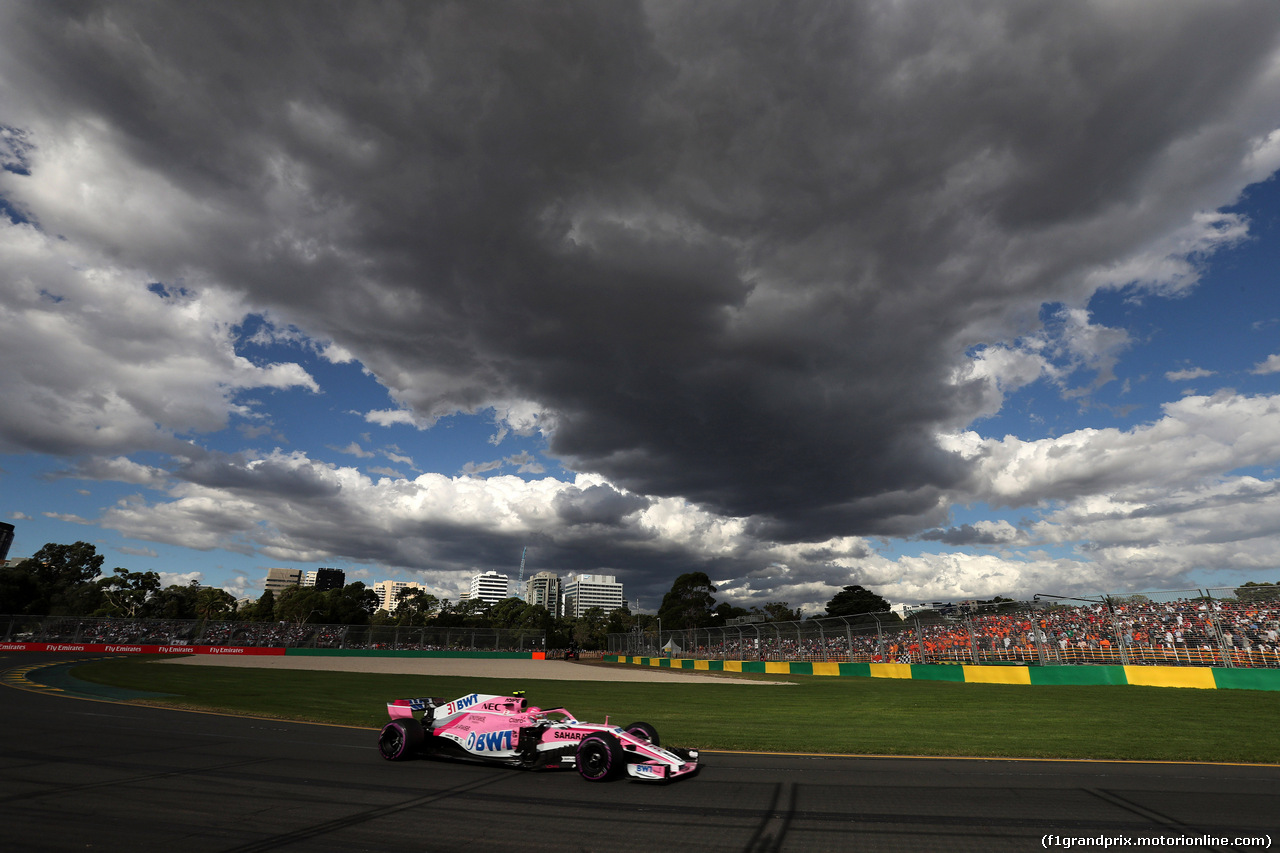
963,665,1032,685
869,663,914,679
1123,665,1216,689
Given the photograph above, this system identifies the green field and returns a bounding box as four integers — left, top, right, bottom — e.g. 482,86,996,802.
70,657,1280,764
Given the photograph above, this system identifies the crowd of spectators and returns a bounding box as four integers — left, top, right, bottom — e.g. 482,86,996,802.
27,618,199,646
644,595,1280,669
195,621,323,647
5,617,545,654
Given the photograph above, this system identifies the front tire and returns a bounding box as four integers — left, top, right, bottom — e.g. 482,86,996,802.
576,734,624,781
624,721,660,746
379,719,424,761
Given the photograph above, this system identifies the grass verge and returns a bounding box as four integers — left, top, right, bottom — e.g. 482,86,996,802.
70,657,1280,763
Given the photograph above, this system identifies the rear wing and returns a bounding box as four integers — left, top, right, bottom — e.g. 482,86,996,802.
386,697,445,719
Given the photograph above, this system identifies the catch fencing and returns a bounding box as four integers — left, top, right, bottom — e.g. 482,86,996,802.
608,587,1280,669
0,615,546,653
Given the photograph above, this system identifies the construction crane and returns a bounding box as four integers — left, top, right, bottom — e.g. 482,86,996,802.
516,546,527,601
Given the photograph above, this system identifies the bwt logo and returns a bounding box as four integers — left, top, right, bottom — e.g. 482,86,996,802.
447,694,481,715
465,730,515,752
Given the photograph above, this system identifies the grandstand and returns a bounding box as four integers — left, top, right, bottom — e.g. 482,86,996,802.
608,587,1280,669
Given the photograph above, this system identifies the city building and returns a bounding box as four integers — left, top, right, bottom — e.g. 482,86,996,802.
525,571,563,618
562,573,625,618
263,567,303,591
304,568,346,590
469,570,511,606
0,522,14,562
372,580,425,613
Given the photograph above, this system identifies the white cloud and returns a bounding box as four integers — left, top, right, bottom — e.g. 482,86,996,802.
333,442,374,458
364,409,426,428
65,456,169,487
1166,367,1216,381
158,570,201,586
0,220,318,456
1083,211,1251,298
941,391,1280,507
1252,353,1280,374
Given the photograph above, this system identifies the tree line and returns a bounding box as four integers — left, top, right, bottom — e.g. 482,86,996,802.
2,542,903,649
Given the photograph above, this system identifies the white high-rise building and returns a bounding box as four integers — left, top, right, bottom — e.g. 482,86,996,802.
526,571,563,617
562,574,625,618
373,580,424,613
469,570,511,605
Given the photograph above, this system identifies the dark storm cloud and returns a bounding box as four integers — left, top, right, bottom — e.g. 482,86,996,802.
919,524,1012,547
553,484,652,526
5,1,1280,544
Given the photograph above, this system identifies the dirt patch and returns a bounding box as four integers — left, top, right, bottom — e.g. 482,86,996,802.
156,655,792,683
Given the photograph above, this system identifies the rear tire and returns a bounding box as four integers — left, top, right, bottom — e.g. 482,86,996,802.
576,734,624,781
379,719,424,761
624,721,660,746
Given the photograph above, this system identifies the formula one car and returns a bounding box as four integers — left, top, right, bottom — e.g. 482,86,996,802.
378,691,699,782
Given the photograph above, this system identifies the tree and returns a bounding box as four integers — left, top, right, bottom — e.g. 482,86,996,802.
328,582,378,625
195,586,237,620
147,581,202,619
572,607,608,648
825,585,890,618
711,602,748,625
1235,581,1280,603
657,572,718,629
488,597,550,630
274,586,329,624
605,606,631,635
434,597,489,627
759,602,802,622
27,541,104,587
387,589,440,626
3,541,106,615
245,589,276,622
98,568,162,618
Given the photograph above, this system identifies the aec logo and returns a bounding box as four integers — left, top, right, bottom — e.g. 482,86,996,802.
465,730,515,752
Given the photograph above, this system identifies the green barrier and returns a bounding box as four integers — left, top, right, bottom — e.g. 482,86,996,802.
1029,665,1128,686
909,664,966,682
1212,668,1280,692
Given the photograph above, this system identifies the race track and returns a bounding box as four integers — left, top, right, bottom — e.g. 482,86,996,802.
2,651,1276,852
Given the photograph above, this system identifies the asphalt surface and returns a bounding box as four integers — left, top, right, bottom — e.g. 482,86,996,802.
2,652,1276,852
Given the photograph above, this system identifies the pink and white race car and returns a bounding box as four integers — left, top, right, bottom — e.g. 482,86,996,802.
378,691,700,782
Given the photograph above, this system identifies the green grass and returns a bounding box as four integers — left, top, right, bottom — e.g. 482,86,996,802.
70,658,1280,764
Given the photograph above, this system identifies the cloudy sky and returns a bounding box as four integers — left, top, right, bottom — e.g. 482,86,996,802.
3,1,1280,613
